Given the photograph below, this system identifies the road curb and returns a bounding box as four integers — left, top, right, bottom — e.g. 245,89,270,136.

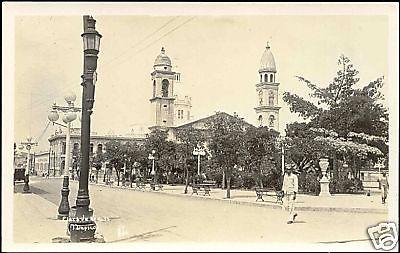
86,182,387,214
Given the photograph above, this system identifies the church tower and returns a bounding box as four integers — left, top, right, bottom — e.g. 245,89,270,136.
254,43,281,131
150,47,180,129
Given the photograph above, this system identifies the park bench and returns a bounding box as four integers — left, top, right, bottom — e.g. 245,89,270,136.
135,181,146,190
106,180,114,187
255,188,284,204
192,183,215,196
348,186,367,195
203,180,217,186
149,182,164,191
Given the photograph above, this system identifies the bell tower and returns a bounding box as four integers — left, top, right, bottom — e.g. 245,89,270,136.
254,43,281,131
150,47,178,129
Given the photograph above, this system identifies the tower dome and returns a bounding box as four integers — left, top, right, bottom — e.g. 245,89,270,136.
154,47,172,69
259,43,276,73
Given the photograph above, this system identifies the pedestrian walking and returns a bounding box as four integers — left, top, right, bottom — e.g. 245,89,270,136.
378,172,389,204
282,164,298,224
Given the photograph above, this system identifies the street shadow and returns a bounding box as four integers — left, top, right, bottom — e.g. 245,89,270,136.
108,225,177,243
229,195,255,199
14,184,48,194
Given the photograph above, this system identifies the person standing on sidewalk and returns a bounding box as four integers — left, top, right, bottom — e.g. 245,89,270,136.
282,164,298,224
378,172,389,204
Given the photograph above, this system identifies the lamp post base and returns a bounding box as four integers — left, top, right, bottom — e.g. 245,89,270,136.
68,206,96,242
23,174,30,193
58,176,70,219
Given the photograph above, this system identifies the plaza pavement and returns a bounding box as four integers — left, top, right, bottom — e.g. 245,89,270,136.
9,177,389,249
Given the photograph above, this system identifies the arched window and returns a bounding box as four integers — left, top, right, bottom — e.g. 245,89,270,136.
152,80,156,97
270,74,274,83
269,91,274,106
260,75,262,82
258,90,263,105
269,115,275,127
258,115,263,127
90,143,94,156
162,79,169,97
97,144,103,154
264,74,267,83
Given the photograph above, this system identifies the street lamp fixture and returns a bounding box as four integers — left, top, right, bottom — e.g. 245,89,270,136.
193,144,205,176
19,137,38,193
48,93,81,219
68,15,102,243
148,150,156,190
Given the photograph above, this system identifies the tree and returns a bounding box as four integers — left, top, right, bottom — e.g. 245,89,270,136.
145,129,177,185
283,55,387,139
206,113,248,198
121,140,147,187
104,140,125,186
243,126,280,188
174,126,206,194
282,55,388,192
90,150,105,183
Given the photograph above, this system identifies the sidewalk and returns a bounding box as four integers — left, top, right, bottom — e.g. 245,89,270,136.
88,181,388,214
13,192,67,243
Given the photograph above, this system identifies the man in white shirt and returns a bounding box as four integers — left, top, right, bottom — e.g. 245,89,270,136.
378,172,389,204
282,164,299,224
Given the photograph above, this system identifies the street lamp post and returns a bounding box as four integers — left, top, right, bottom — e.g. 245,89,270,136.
132,161,139,188
68,15,102,243
47,146,51,178
19,137,38,193
53,151,56,177
192,144,205,176
148,150,156,190
48,93,81,219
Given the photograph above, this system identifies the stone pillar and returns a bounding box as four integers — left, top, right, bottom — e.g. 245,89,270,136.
319,158,331,197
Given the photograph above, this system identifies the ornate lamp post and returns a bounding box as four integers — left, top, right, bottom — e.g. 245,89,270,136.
68,15,102,243
279,126,291,176
280,133,286,176
193,144,205,176
132,161,140,188
48,93,81,219
148,150,156,190
19,137,38,193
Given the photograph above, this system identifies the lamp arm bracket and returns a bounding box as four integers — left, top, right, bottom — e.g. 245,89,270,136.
52,121,68,128
53,105,82,112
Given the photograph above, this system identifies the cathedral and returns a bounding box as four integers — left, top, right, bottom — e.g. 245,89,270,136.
149,44,281,132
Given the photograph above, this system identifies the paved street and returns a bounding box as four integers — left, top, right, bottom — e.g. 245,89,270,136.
13,176,387,247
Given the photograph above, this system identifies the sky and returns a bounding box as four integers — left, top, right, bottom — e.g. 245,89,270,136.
10,5,392,152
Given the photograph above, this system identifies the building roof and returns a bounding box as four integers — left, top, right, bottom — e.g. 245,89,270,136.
259,44,277,73
173,111,254,129
154,47,172,67
48,130,145,142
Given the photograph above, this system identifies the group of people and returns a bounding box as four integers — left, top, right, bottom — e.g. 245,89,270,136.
281,163,390,224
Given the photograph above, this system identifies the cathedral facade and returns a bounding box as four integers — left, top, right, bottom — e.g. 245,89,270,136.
149,44,281,132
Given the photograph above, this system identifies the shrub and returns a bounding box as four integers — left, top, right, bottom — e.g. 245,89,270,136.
330,177,364,193
298,171,320,195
